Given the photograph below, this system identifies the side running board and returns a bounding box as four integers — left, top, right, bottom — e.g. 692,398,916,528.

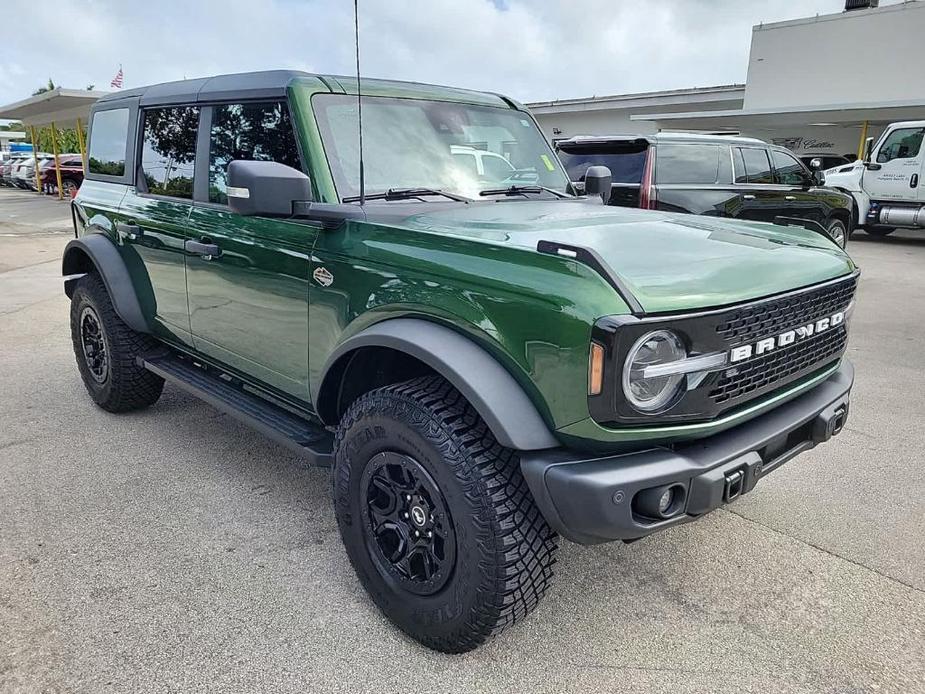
141,354,333,467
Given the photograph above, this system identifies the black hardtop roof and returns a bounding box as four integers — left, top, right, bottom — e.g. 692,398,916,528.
94,69,512,110
96,70,318,107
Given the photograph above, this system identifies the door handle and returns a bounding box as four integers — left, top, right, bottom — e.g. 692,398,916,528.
912,174,919,188
185,239,222,260
785,195,797,201
742,194,756,200
117,222,143,241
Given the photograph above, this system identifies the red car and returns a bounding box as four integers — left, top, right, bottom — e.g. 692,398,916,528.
41,154,84,196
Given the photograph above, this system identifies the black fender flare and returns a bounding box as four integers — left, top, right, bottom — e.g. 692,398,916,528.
62,235,149,333
317,318,561,451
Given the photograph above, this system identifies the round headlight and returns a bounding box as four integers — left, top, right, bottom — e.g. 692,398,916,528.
622,330,686,413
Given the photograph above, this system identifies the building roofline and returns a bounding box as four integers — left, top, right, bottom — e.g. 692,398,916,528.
631,96,925,122
525,84,745,110
753,0,925,33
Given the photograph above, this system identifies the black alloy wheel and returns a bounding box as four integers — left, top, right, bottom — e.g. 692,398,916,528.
79,305,109,383
360,451,456,595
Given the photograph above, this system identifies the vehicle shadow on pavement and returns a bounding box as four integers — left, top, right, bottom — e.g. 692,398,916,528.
851,231,925,247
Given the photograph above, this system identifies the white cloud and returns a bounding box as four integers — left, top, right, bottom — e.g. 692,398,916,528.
5,0,855,108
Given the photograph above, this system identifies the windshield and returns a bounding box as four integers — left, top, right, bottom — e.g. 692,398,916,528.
313,93,570,200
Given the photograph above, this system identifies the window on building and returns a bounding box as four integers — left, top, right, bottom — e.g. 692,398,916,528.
140,106,199,199
735,147,774,184
876,127,924,164
208,101,302,204
88,108,129,177
771,149,809,186
655,144,722,184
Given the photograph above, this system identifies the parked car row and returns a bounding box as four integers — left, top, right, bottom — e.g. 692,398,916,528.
554,133,855,247
0,151,84,194
40,154,84,196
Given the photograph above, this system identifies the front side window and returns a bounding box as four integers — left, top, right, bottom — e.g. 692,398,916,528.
876,127,924,164
88,108,129,177
208,101,302,204
771,149,809,186
313,93,570,199
735,147,774,184
140,106,199,199
655,144,722,184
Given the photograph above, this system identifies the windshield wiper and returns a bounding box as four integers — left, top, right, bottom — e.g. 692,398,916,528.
479,185,572,199
342,187,473,203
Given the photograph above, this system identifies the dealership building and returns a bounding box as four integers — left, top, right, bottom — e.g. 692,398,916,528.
529,0,925,161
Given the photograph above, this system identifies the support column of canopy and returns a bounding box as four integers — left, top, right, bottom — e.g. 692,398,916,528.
29,125,40,194
50,121,64,200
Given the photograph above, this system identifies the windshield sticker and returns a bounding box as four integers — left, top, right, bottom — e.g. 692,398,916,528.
540,154,556,172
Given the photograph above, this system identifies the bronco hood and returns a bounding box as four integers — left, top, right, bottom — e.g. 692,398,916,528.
399,200,856,313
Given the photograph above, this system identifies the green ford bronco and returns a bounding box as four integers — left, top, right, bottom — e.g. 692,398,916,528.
65,70,857,653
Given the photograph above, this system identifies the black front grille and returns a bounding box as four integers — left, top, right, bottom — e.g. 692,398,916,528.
589,272,858,427
716,275,857,346
710,325,848,404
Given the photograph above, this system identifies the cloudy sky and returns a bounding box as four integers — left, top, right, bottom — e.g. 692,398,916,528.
2,0,870,108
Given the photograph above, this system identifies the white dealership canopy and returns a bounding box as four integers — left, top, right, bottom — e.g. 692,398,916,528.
0,87,108,129
0,87,109,199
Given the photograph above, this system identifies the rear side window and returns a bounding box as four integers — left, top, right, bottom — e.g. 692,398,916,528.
655,144,722,184
140,106,200,199
735,147,774,184
88,108,129,177
208,101,302,204
556,144,647,184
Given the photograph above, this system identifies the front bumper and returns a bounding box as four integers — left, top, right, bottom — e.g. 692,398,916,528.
522,360,853,544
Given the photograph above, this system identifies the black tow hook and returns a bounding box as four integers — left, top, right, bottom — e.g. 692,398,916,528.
723,468,745,503
831,405,848,437
813,401,850,444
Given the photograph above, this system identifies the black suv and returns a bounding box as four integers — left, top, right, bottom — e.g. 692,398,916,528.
555,133,854,247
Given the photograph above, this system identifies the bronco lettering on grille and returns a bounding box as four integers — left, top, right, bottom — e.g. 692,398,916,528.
729,310,845,363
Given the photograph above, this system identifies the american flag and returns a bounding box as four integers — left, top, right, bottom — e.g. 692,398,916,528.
110,66,123,89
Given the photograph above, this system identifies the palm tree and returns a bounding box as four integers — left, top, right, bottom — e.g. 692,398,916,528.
32,78,56,96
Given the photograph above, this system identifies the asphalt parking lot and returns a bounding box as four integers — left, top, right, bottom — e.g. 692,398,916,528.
1,187,923,694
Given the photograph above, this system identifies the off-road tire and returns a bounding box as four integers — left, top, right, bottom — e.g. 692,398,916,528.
70,273,164,412
865,226,895,237
333,375,558,653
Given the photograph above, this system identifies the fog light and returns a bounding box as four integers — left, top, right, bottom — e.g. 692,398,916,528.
657,487,674,514
633,484,686,520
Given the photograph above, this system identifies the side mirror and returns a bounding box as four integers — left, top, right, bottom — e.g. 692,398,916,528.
863,136,874,163
812,170,826,186
808,157,824,171
583,165,612,204
226,160,312,216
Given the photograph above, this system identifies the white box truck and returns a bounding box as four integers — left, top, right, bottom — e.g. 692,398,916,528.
823,121,924,236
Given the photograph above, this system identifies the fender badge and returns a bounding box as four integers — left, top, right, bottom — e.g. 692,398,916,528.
313,266,334,287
